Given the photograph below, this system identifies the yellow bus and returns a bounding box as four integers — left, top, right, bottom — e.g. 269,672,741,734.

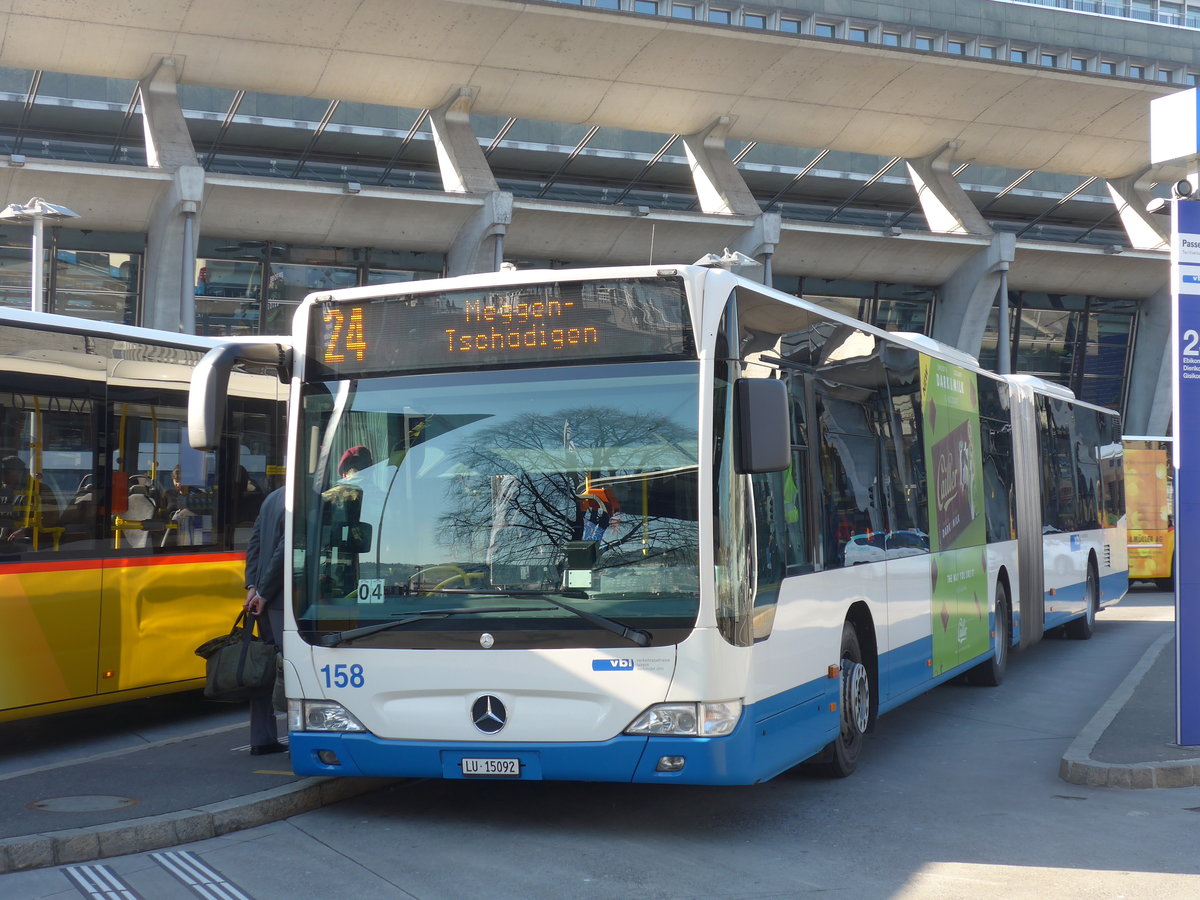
0,308,285,721
1123,436,1174,590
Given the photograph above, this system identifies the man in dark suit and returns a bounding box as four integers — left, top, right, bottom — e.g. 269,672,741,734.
243,485,287,755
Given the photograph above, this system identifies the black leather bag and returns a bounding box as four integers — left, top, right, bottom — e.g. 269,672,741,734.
195,610,276,701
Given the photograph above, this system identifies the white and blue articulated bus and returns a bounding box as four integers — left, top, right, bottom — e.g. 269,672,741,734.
189,264,1127,785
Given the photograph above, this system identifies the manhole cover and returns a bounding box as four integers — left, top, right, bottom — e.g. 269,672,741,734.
29,795,139,813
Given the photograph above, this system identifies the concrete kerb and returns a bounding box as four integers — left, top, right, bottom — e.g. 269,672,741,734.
1058,631,1200,789
0,776,395,874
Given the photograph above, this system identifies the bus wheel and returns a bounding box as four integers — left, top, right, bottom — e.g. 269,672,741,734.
812,622,870,778
1065,564,1097,640
967,581,1010,687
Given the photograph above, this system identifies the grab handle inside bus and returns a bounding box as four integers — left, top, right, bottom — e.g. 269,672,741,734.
734,377,789,474
189,342,291,451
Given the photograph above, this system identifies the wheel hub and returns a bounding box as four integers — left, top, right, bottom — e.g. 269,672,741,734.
842,660,870,735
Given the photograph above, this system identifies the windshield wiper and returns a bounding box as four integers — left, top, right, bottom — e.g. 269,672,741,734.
431,588,653,647
318,606,534,646
319,590,653,648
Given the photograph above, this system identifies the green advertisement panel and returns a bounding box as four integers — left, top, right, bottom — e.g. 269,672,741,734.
920,356,990,675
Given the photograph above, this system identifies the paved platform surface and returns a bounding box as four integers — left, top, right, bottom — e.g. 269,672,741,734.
0,593,1195,875
1059,629,1200,788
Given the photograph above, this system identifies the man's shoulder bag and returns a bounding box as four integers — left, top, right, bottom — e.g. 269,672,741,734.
195,610,277,702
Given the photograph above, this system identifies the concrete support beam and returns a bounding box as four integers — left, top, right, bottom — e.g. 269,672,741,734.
1105,170,1170,251
140,58,199,170
723,212,781,285
905,143,991,236
446,191,513,276
429,88,499,195
1124,284,1172,435
931,233,1015,358
682,117,761,217
139,58,204,332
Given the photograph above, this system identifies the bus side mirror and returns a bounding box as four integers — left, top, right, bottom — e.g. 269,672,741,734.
735,378,790,474
335,521,372,554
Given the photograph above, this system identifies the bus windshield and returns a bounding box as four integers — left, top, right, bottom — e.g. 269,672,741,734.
297,361,701,649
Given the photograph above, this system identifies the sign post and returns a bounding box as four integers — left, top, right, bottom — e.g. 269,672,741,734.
1151,88,1200,747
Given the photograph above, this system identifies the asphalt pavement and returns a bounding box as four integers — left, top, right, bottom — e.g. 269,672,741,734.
1,590,1196,876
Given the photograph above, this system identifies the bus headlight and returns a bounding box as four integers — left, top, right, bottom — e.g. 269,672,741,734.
624,700,742,737
288,699,367,733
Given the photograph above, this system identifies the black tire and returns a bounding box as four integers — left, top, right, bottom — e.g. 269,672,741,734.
811,622,870,778
967,581,1010,687
1065,564,1097,640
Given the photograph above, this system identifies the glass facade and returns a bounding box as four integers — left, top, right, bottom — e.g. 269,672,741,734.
0,228,141,323
978,293,1136,410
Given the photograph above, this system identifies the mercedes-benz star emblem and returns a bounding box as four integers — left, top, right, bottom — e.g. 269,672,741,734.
480,632,495,649
471,695,507,734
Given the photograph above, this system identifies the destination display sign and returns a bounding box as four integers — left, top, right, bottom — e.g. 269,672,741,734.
309,276,694,378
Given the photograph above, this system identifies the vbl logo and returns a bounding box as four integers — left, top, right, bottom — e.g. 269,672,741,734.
592,658,634,671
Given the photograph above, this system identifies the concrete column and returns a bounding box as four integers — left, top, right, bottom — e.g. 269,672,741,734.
682,117,762,217
905,142,991,236
429,88,499,195
1105,169,1170,251
447,191,513,276
930,233,1016,360
139,57,204,332
1123,284,1172,435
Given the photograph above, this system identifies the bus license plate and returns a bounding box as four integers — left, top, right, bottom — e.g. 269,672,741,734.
461,757,520,777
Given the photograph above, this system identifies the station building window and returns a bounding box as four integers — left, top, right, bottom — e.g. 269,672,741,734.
814,22,837,38
947,40,967,55
849,27,870,42
979,292,1136,413
979,44,997,59
709,8,732,24
779,18,800,32
744,12,766,28
1071,57,1089,71
634,1,659,14
914,35,935,51
882,31,902,46
0,227,141,324
671,3,695,18
776,276,934,335
1010,48,1028,64
192,239,443,337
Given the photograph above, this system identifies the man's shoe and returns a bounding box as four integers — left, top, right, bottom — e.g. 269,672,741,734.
250,741,287,756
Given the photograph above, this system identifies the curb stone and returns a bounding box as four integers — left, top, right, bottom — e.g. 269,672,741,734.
0,776,395,874
1059,632,1200,789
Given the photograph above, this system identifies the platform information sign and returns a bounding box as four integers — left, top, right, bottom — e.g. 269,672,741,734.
1173,198,1200,747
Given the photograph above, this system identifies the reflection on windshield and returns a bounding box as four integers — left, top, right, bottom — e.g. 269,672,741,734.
299,363,701,644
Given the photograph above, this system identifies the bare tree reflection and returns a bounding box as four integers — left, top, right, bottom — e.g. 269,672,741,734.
437,405,698,577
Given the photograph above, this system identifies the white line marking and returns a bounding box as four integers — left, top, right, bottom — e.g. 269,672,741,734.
152,850,253,900
63,864,142,900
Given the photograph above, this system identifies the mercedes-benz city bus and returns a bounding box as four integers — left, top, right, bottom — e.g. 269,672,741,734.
189,264,1126,784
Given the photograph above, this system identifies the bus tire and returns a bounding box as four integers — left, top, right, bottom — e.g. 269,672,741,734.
1065,563,1097,641
966,580,1010,687
811,621,870,778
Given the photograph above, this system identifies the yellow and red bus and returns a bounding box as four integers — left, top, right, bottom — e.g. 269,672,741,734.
1123,436,1174,590
0,308,285,721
